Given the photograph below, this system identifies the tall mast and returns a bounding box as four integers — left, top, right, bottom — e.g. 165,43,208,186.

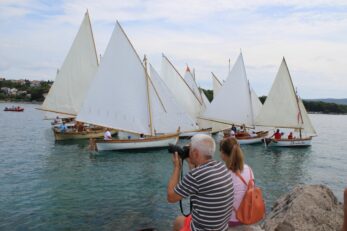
248,80,255,127
295,88,304,138
228,58,231,73
143,55,154,136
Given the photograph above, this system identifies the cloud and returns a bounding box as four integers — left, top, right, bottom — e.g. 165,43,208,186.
0,0,347,98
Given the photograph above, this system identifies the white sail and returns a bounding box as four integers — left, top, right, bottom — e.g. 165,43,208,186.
41,11,98,116
149,64,198,133
183,68,212,129
202,53,254,126
184,66,203,103
160,55,202,124
201,89,210,108
250,87,263,119
212,72,222,99
77,22,152,135
298,98,317,135
255,58,316,135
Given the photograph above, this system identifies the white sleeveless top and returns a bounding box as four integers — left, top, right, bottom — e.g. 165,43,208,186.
229,164,253,222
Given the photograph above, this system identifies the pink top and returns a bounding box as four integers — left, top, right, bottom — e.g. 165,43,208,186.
229,164,253,222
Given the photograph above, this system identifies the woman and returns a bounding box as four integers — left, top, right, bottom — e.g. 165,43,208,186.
220,137,254,227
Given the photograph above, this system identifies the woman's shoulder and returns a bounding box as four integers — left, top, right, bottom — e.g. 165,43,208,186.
241,164,253,178
243,164,251,171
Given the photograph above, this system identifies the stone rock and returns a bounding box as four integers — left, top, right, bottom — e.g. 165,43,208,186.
262,184,343,231
228,225,264,231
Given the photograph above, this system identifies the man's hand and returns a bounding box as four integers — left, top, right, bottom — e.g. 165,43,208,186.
172,152,182,169
167,152,183,203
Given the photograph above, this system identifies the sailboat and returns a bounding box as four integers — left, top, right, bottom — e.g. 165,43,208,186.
148,64,199,135
38,11,111,141
160,55,212,137
76,21,179,151
201,53,268,144
255,58,317,147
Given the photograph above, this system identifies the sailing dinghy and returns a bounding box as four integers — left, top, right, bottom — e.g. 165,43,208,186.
76,22,179,151
255,58,317,147
201,53,268,144
38,11,111,140
160,55,212,137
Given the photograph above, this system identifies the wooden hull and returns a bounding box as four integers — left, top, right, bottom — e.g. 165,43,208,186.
223,131,269,145
236,131,269,144
53,128,115,141
95,133,179,151
179,128,212,138
264,137,312,147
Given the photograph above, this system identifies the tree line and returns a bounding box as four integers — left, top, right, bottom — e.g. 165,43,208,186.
0,79,52,102
203,90,347,114
1,80,346,114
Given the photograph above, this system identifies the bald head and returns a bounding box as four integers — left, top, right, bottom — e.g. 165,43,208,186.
190,134,215,158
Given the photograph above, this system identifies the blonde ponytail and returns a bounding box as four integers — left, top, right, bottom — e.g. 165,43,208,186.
220,137,244,173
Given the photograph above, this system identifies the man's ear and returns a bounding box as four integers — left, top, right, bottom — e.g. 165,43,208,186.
191,148,198,159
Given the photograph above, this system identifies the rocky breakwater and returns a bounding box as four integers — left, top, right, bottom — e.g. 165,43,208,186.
262,184,343,231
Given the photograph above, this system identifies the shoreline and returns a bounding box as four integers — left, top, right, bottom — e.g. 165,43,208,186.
1,100,346,115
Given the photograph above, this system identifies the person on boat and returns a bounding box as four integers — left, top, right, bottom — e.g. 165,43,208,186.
236,124,250,138
103,129,112,140
288,132,293,139
220,137,255,228
272,129,282,140
167,134,234,231
139,133,145,139
231,124,237,134
54,116,62,124
59,122,67,133
76,122,84,132
230,129,236,137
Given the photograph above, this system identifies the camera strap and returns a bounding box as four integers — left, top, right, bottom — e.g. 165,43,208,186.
179,158,192,217
179,198,192,217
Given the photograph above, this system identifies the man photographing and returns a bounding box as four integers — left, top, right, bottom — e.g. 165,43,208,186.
167,134,234,231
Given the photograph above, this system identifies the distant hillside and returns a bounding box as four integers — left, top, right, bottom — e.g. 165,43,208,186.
306,98,347,105
257,96,347,114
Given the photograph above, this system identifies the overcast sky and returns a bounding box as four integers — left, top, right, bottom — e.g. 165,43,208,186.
1,0,347,98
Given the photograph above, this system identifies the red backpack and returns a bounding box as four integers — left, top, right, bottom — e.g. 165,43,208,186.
236,168,266,225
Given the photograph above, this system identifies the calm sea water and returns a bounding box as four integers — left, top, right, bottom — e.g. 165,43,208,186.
0,103,346,230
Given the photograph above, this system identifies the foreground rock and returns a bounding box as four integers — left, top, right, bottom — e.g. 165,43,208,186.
228,225,264,231
262,184,343,231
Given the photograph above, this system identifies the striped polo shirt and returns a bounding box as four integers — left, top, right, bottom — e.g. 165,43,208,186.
174,160,234,231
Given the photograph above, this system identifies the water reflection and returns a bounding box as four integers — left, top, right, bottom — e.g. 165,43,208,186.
241,144,312,211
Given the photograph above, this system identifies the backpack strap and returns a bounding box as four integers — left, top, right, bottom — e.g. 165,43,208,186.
249,167,253,180
236,171,248,186
236,166,253,186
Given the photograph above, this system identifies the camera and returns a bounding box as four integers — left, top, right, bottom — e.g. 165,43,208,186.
168,144,190,159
